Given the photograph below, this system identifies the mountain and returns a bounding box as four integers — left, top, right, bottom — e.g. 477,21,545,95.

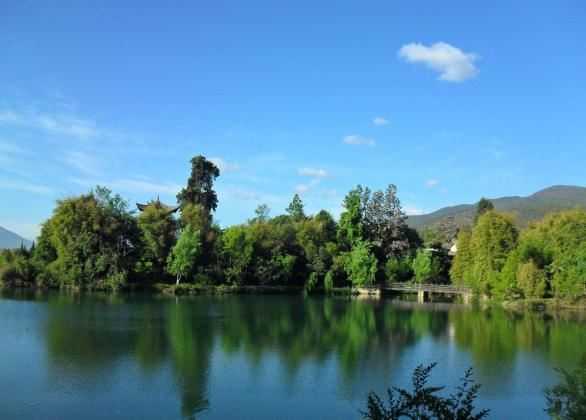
0,226,33,249
407,185,586,240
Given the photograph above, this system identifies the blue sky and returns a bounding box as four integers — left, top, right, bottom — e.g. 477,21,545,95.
1,1,585,239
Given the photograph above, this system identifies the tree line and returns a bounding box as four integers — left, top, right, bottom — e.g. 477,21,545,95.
450,199,586,301
1,154,585,301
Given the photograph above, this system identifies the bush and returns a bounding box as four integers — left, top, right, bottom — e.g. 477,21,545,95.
412,250,440,284
324,270,334,291
305,272,318,293
385,257,413,283
517,260,546,299
362,363,489,420
545,356,586,419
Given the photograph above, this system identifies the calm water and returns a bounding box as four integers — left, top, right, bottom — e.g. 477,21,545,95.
1,291,584,419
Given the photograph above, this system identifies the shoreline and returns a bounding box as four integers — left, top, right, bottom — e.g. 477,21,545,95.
2,282,586,311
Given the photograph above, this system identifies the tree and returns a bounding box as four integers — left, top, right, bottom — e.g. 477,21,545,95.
385,256,413,283
412,249,441,284
167,225,201,285
286,194,306,221
469,211,518,295
253,204,270,223
34,187,140,289
137,200,178,279
362,184,410,259
177,155,220,214
344,240,378,286
545,356,586,420
338,186,364,249
450,227,473,286
498,210,586,300
474,198,494,224
362,363,489,420
221,225,254,285
516,260,546,299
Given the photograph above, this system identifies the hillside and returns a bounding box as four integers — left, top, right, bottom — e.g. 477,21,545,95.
0,226,33,249
407,185,586,240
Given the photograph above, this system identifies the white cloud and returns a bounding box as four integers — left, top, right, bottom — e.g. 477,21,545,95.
63,151,102,176
210,157,240,173
425,179,440,188
398,42,479,82
295,178,321,195
298,167,328,178
0,179,54,195
0,109,99,140
343,135,376,146
373,117,389,126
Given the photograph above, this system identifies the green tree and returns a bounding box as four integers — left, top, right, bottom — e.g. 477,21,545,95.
34,187,140,289
177,155,220,214
516,260,546,299
221,225,254,285
469,211,518,295
385,256,413,283
450,227,473,286
344,240,378,286
137,200,178,280
499,210,586,300
167,225,201,285
412,249,441,284
338,186,364,249
474,198,494,224
286,193,306,221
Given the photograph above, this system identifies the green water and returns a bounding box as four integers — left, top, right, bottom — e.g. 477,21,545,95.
0,290,584,419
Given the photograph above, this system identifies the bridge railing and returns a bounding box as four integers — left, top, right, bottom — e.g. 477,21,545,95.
385,282,472,294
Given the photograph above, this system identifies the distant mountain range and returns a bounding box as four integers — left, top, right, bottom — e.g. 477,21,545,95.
407,185,586,239
0,226,33,249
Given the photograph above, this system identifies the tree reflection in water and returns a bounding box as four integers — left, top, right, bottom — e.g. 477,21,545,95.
37,292,586,418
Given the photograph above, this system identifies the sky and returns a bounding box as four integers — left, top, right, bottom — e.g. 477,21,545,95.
1,0,585,239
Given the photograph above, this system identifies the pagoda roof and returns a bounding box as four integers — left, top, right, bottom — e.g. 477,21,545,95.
136,197,180,214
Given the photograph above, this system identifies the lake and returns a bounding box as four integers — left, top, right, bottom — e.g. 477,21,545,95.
0,291,584,419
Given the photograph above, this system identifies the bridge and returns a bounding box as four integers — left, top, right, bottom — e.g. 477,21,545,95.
354,283,474,304
386,283,473,303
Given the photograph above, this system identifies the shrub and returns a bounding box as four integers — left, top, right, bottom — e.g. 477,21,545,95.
362,363,489,420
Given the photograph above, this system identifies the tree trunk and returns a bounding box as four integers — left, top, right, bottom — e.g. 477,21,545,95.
176,273,181,286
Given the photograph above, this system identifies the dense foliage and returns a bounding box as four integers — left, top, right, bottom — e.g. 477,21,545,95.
1,154,585,302
545,355,586,419
362,363,489,420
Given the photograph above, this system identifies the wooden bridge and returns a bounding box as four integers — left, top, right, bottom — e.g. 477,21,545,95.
354,283,474,304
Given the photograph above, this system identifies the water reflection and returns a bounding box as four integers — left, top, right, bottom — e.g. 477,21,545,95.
1,291,585,419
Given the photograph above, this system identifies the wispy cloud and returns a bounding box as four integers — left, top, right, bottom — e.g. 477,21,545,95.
63,151,102,176
298,167,328,178
0,109,99,140
0,179,54,195
425,179,440,188
295,178,321,195
210,157,240,173
373,117,389,126
71,177,182,196
398,42,479,82
343,134,376,146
